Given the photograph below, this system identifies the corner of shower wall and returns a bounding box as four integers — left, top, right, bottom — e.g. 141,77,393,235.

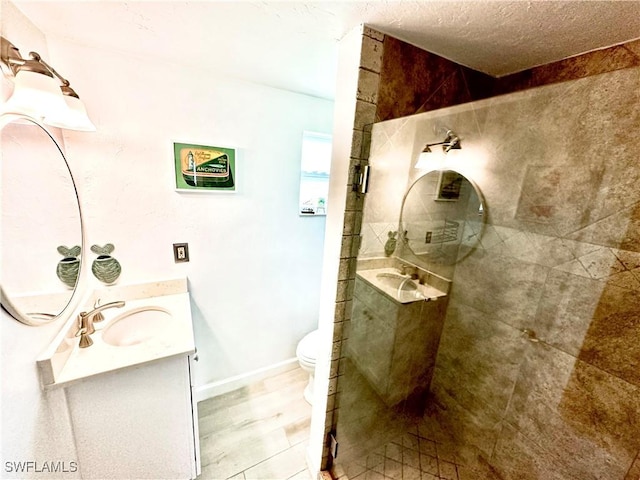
318,25,386,475
323,27,640,480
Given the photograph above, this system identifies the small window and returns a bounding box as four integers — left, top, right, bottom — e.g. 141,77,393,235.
299,131,332,216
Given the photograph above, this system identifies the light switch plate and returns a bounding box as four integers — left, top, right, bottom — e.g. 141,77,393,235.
173,243,189,263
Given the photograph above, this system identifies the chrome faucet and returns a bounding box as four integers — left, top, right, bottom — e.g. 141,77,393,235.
76,300,125,348
399,263,418,278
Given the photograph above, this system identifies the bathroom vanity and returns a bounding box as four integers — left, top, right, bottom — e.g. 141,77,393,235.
63,355,197,479
1,114,199,479
35,278,200,480
348,260,450,409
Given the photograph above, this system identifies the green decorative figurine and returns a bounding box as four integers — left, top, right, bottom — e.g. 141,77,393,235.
91,243,122,284
384,231,398,257
56,245,81,288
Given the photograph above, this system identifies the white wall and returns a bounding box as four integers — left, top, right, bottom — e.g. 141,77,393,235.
42,36,334,389
2,2,334,474
1,312,81,479
1,1,80,476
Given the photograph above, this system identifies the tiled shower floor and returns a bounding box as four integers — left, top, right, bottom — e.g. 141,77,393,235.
332,359,500,480
337,426,466,480
332,420,498,480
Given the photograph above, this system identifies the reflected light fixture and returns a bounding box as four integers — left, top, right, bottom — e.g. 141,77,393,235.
415,129,461,169
0,36,95,131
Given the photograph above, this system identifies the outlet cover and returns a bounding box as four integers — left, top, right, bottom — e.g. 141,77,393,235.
173,243,189,263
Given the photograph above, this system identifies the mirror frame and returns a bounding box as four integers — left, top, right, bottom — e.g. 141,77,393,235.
399,167,486,265
0,113,85,326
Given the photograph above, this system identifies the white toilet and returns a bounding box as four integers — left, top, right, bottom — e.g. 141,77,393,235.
296,329,319,404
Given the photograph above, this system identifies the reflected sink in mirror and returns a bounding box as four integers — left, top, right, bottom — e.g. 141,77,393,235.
376,272,412,289
101,307,175,347
376,272,429,302
356,268,448,304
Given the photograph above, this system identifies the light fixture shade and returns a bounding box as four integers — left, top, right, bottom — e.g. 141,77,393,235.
44,94,96,131
414,151,431,169
2,69,67,119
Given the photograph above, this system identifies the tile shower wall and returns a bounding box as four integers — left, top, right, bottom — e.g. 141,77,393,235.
325,30,640,475
352,36,640,269
376,36,640,123
361,65,640,479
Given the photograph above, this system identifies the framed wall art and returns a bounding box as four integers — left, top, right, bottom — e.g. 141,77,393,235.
174,142,236,192
435,169,463,201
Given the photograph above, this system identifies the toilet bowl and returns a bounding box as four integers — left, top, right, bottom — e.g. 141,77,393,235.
296,329,319,404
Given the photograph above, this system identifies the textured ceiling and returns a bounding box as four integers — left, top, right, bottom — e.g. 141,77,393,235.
9,1,640,100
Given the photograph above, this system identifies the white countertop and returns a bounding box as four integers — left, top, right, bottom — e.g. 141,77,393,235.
37,278,196,389
357,267,448,304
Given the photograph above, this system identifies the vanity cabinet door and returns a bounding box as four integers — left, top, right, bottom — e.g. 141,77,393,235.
65,356,197,479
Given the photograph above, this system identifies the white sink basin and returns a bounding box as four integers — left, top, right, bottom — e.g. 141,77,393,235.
376,272,427,302
376,272,411,289
397,282,428,302
102,307,174,347
356,268,448,304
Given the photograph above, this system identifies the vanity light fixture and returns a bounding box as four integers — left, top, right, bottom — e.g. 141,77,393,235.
415,129,461,169
0,36,95,131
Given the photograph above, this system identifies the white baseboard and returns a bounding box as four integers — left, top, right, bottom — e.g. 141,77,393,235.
193,357,299,402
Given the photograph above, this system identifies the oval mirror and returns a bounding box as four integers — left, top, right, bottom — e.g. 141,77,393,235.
1,114,84,326
399,169,485,269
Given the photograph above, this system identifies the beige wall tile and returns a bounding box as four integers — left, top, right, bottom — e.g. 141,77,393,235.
360,34,383,73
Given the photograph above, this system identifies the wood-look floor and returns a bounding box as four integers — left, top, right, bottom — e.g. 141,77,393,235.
197,366,313,480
